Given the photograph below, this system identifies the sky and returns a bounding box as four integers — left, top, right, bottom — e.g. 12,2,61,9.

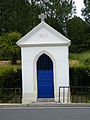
74,0,84,18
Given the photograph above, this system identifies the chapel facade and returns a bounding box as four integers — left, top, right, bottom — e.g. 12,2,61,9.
17,17,70,104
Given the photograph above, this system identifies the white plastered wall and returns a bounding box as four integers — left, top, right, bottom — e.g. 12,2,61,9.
21,46,69,104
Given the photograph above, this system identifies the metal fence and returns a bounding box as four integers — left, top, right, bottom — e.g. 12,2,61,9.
0,86,90,103
0,88,22,103
59,86,90,103
70,86,90,103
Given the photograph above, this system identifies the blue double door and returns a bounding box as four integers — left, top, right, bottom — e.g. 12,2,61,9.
37,54,54,98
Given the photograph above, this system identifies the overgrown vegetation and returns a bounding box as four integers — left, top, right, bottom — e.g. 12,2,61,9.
70,65,90,86
0,65,21,88
69,51,90,66
0,65,22,103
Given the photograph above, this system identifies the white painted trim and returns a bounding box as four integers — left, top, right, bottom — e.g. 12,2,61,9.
33,50,57,101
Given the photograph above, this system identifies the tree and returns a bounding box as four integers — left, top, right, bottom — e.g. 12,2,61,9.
0,0,40,35
0,32,22,64
33,0,76,35
0,0,76,36
81,0,90,52
67,16,90,53
82,0,90,24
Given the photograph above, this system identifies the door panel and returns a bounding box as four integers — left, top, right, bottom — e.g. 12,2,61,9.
37,54,54,98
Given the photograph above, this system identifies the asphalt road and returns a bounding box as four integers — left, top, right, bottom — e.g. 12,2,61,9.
0,107,90,120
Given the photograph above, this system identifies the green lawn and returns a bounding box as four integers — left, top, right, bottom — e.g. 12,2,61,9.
69,51,90,67
0,51,90,68
0,64,21,71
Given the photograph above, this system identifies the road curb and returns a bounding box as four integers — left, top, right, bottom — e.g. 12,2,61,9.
0,103,90,108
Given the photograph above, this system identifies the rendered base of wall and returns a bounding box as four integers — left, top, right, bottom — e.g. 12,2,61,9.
22,92,70,104
22,92,37,104
22,92,59,104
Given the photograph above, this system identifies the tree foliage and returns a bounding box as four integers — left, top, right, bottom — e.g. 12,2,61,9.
0,0,76,36
82,0,90,24
33,0,76,35
0,0,89,61
0,0,40,35
0,32,21,64
67,16,90,53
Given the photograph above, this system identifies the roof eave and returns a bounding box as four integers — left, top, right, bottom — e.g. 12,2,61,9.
17,42,71,47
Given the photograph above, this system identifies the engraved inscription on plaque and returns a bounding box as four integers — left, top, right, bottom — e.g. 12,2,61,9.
40,33,48,38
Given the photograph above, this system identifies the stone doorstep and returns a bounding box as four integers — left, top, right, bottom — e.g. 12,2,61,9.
37,98,54,102
0,103,90,108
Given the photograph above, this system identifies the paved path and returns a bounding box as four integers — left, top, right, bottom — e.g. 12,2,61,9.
0,107,90,120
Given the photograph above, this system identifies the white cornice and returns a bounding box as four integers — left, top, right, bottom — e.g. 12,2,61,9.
19,42,71,47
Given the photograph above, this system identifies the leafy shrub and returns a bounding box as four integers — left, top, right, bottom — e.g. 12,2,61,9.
0,66,22,100
0,32,21,64
84,58,90,65
0,66,22,102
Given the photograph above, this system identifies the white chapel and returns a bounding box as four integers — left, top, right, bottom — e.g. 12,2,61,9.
17,14,71,104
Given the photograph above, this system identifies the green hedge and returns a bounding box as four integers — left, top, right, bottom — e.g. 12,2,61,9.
0,66,22,89
0,65,90,89
70,65,90,86
0,66,22,103
0,65,89,103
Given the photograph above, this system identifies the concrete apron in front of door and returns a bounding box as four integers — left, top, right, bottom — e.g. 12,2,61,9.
37,98,55,102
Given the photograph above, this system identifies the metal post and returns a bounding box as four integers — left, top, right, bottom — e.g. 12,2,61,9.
63,87,65,103
59,87,60,102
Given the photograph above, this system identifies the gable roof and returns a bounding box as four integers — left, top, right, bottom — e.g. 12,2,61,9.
16,21,71,47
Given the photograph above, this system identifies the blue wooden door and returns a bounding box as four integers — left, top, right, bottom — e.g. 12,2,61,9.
37,54,54,98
